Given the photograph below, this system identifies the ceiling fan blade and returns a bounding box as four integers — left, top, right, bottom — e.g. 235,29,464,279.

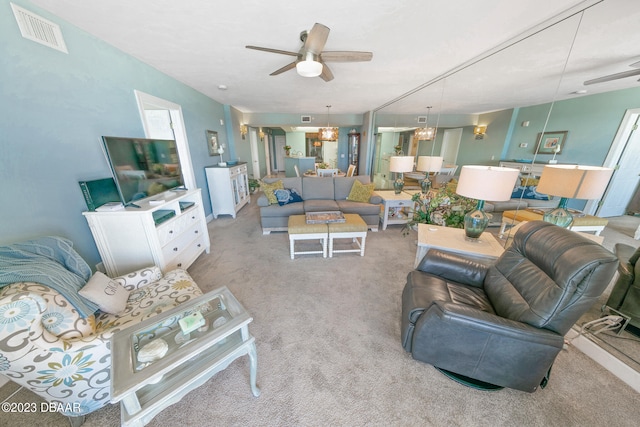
584,68,640,85
246,45,299,57
270,61,298,76
319,63,334,82
320,51,373,62
304,23,330,54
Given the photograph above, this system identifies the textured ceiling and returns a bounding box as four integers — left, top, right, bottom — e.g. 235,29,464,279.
29,0,640,119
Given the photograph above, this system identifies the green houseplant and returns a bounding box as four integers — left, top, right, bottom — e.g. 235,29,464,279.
248,178,260,194
402,188,477,235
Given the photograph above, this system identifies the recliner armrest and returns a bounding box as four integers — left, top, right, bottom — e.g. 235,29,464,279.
416,249,489,287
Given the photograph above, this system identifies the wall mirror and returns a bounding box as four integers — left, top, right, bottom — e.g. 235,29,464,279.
370,9,640,379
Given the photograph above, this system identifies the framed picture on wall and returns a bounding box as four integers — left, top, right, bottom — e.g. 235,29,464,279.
206,130,219,156
534,131,568,154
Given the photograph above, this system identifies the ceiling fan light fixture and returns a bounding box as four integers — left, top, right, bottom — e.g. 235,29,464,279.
296,55,323,77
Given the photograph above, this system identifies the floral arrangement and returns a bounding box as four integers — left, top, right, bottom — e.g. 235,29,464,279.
394,144,403,154
283,145,292,151
317,162,331,169
403,188,478,235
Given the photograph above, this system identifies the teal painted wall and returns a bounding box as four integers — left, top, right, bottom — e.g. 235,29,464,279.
0,0,228,267
505,87,640,165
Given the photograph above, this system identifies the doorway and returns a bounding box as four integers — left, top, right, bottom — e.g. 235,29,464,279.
592,108,640,217
274,135,286,172
441,128,462,166
134,90,196,191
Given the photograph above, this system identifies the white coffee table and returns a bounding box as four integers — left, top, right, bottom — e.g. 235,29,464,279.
414,224,505,268
376,190,417,230
111,287,259,427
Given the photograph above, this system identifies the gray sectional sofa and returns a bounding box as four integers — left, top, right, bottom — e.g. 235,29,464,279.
258,176,381,234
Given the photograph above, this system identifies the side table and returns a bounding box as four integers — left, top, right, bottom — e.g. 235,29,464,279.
414,224,505,268
376,190,417,230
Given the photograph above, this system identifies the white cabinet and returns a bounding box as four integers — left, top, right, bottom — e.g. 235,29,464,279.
499,161,546,177
205,163,250,218
83,189,210,277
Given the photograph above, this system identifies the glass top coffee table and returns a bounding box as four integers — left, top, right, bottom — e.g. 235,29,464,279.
111,287,259,427
414,223,505,268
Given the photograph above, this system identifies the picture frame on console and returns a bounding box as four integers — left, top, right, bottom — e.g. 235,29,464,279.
206,130,219,156
534,130,567,154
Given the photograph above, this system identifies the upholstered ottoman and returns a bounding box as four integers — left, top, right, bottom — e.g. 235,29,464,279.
288,215,328,259
327,214,368,257
500,209,608,237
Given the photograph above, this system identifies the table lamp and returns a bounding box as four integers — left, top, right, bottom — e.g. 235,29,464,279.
456,166,520,240
416,156,444,194
535,165,614,228
389,156,415,194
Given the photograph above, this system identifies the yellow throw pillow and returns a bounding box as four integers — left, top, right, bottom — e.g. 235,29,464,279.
347,180,375,203
521,177,540,186
261,180,284,205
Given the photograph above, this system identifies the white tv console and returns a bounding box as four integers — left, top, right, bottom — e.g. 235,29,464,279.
83,188,210,277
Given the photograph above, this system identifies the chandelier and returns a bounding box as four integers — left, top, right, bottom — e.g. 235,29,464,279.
414,106,435,141
318,105,339,141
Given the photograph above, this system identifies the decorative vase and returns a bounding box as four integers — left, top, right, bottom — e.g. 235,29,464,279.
464,200,488,240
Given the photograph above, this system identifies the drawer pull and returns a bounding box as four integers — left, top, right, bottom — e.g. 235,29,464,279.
173,247,178,252
197,244,202,248
169,230,174,234
194,230,199,234
177,263,182,267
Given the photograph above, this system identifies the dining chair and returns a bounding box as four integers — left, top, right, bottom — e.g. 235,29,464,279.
294,164,301,177
347,164,356,177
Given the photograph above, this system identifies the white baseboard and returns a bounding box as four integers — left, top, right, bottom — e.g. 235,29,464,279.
566,327,640,392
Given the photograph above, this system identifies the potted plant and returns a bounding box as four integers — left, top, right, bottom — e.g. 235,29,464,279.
402,188,477,235
283,145,292,156
248,178,260,194
394,144,403,155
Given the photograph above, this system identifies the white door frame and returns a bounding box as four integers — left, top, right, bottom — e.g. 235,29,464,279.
588,108,640,215
263,133,272,177
134,90,196,191
249,128,261,178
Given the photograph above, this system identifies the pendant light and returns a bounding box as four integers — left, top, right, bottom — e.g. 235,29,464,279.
318,105,339,141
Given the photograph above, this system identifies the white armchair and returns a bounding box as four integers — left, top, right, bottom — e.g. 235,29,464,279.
0,265,204,425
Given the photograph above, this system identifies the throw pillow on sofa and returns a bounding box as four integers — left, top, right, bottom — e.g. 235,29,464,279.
274,188,303,206
79,271,129,314
261,180,284,205
347,180,375,203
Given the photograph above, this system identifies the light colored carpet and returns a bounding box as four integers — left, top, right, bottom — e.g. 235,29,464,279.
3,198,639,426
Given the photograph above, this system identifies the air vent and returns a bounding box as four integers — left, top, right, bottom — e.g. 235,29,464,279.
301,115,312,123
417,116,427,124
11,3,68,53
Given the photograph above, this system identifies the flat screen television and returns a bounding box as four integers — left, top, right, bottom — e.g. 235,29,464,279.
101,136,186,205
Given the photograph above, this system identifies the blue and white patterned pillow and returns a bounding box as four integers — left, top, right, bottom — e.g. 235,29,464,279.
274,188,303,206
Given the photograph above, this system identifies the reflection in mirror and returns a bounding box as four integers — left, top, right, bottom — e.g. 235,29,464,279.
371,7,640,381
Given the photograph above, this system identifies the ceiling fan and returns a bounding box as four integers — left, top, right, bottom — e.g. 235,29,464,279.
246,23,373,82
584,60,640,85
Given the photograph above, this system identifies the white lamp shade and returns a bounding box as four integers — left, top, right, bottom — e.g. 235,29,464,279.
296,60,323,77
417,156,444,172
536,165,614,199
456,166,520,201
389,156,414,173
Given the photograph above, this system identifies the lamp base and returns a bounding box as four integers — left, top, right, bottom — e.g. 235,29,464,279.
393,178,404,194
543,197,573,228
420,177,431,194
464,201,489,241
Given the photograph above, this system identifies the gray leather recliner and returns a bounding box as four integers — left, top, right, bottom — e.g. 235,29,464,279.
605,243,640,331
401,221,618,392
